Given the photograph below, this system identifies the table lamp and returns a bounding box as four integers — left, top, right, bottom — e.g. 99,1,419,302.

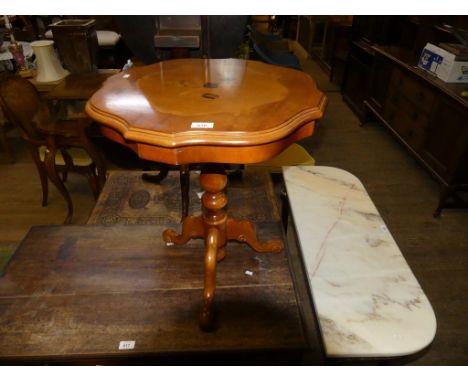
30,40,69,83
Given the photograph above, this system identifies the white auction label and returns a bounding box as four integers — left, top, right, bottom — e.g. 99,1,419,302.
191,122,214,129
118,340,135,350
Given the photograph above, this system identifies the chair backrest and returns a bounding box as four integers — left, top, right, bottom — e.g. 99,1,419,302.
0,76,50,140
247,24,283,45
156,16,201,31
253,43,301,70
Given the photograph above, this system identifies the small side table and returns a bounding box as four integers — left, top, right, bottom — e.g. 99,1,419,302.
86,59,327,330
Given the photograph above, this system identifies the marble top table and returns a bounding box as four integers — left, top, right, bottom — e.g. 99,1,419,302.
283,166,437,358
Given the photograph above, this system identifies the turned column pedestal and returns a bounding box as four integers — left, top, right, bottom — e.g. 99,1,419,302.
162,165,283,330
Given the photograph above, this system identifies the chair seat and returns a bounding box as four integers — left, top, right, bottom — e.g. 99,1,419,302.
246,143,315,173
39,146,93,166
96,31,121,47
253,43,301,70
45,30,121,47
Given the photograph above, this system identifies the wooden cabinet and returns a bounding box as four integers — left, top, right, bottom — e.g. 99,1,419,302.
366,53,393,115
362,46,468,216
340,16,468,215
381,66,436,150
342,40,374,120
296,16,353,83
422,98,468,183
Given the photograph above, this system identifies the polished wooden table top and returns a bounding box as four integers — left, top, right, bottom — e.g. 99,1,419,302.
86,59,327,164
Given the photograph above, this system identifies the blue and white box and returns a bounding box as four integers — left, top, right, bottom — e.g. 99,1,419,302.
419,43,468,83
418,43,444,74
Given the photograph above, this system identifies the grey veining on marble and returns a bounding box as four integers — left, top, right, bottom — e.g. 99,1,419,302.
283,166,437,358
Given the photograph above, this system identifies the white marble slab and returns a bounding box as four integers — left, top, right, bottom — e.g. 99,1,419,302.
283,166,437,358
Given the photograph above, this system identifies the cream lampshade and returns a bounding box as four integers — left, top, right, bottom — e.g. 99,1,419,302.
30,40,69,83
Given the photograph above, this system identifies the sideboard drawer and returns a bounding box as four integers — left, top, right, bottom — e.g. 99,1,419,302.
385,104,429,150
421,98,468,182
389,68,437,114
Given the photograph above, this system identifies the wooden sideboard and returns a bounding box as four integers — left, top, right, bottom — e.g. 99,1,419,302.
352,44,468,216
341,40,375,121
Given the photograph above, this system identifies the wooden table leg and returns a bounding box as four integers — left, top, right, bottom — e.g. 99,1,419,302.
198,168,228,330
180,164,190,219
162,165,283,331
200,227,219,331
226,217,283,253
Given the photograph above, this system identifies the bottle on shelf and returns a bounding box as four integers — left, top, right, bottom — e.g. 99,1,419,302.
4,15,30,76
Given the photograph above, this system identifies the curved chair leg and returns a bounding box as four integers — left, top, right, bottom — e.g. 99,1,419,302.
0,124,14,163
30,147,48,206
87,165,100,200
79,137,107,192
44,140,73,224
60,148,73,183
142,166,170,183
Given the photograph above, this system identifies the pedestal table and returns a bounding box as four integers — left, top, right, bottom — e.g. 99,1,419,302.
86,58,327,329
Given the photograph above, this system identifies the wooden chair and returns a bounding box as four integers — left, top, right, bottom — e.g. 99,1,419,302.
0,76,106,223
0,113,14,163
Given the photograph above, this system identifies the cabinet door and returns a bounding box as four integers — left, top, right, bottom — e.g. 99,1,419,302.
342,43,373,120
367,54,392,114
422,98,468,183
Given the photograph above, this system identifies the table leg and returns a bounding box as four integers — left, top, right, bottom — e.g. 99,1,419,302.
226,217,283,253
162,216,204,244
162,165,283,330
200,227,219,331
180,164,190,219
198,169,227,330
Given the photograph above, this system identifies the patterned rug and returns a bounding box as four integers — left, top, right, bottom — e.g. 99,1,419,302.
88,170,281,225
0,170,281,274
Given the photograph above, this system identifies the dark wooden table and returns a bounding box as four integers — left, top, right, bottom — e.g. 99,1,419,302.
0,225,303,364
44,72,118,101
0,171,323,365
29,70,119,120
